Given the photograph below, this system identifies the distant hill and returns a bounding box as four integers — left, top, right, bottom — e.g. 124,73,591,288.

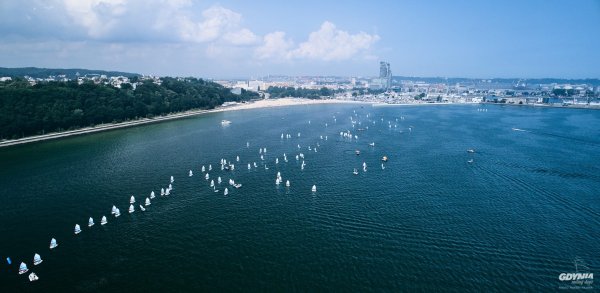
0,67,140,79
392,76,600,86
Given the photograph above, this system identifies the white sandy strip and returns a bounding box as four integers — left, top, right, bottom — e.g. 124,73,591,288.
0,98,369,148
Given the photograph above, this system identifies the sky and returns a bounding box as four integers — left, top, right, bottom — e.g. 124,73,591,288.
0,0,599,79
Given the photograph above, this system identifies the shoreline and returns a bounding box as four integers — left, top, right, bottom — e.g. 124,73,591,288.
0,98,369,148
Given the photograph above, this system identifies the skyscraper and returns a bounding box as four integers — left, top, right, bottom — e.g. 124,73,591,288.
379,61,392,89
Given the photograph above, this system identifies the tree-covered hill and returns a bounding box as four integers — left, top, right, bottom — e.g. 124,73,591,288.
0,77,259,139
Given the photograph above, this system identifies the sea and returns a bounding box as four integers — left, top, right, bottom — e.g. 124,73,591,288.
0,103,598,292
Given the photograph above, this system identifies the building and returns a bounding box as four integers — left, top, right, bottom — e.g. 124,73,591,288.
371,61,392,90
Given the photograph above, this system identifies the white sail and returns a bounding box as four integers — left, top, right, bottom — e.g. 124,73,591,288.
170,175,174,183
145,197,151,206
150,191,155,199
168,183,172,190
28,272,39,282
254,162,257,168
101,216,107,225
19,262,28,274
201,166,205,172
161,188,165,196
276,158,279,164
236,156,240,162
205,173,209,180
74,224,81,234
311,185,317,192
276,178,280,185
286,180,290,187
115,208,121,217
209,164,212,171
49,238,58,249
248,163,251,170
210,180,214,187
111,205,117,214
189,170,193,177
224,188,229,196
130,196,135,204
88,217,95,227
218,177,222,184
139,205,146,212
33,253,43,265
129,204,134,213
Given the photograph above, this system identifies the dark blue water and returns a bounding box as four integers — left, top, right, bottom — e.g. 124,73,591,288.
0,104,598,292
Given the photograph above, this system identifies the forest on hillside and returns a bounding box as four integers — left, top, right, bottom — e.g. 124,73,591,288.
0,77,259,139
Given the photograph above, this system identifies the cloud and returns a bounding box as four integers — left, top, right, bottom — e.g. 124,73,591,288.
255,21,379,61
255,32,294,60
223,29,259,46
290,22,379,61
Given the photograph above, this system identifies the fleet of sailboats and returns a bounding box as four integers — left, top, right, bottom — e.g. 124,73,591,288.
9,111,401,282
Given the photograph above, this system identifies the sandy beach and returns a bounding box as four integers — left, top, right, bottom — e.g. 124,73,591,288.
0,98,369,148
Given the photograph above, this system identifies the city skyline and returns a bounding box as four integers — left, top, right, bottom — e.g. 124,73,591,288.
0,0,599,79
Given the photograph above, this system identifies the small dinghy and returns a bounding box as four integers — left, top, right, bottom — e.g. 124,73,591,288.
49,238,58,249
285,180,290,187
28,272,39,282
145,198,151,206
33,253,42,265
170,175,174,183
74,224,81,234
130,196,135,204
139,205,146,212
189,170,193,177
150,191,155,199
311,185,317,192
129,204,134,213
114,208,121,217
88,217,95,227
101,216,107,225
19,262,28,274
224,188,229,196
111,205,117,214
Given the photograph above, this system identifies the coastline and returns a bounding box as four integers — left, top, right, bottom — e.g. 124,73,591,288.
0,98,369,148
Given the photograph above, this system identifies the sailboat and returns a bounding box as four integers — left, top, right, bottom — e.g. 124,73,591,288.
381,163,385,170
170,176,174,183
101,216,107,225
33,253,43,265
165,188,170,196
236,156,240,162
254,162,258,168
168,183,172,190
210,180,215,187
209,164,212,171
49,238,58,249
114,208,121,217
224,188,229,196
19,262,28,274
150,191,155,199
145,198,151,206
139,205,146,212
189,170,193,177
467,159,474,163
111,205,117,214
353,168,359,175
285,180,290,187
128,204,134,213
205,173,209,180
265,165,269,170
218,177,222,184
28,272,39,281
130,196,135,204
311,185,317,192
276,158,279,164
201,166,206,172
248,163,251,170
88,217,95,227
74,224,81,234
161,188,165,196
